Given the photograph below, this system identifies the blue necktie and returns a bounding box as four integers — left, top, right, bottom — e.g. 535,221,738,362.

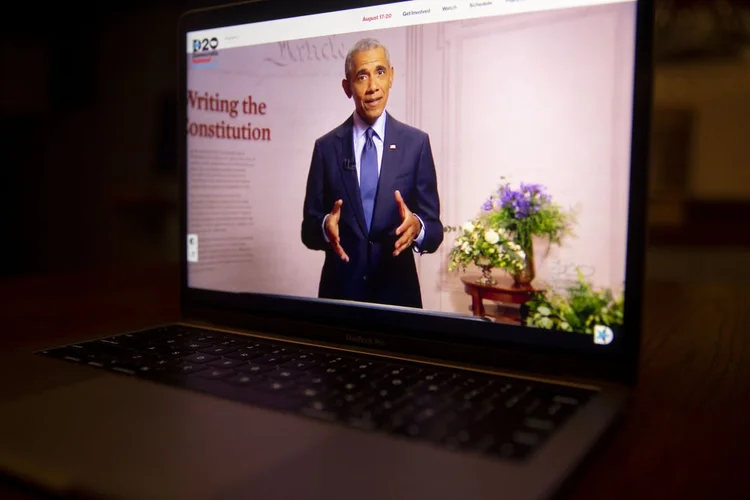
360,127,378,232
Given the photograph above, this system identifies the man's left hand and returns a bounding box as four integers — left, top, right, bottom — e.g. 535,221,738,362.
393,190,422,257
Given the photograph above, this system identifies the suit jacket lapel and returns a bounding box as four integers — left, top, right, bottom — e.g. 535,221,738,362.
335,117,368,236
372,113,404,232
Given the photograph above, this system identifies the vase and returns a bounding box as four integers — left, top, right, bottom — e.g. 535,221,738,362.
512,243,535,287
477,266,497,286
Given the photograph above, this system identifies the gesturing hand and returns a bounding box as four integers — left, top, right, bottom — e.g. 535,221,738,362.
394,190,422,257
325,199,349,262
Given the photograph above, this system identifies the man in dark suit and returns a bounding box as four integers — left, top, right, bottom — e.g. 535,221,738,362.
301,37,443,309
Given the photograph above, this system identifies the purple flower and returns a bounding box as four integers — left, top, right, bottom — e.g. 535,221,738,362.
493,181,552,219
516,198,531,218
481,199,493,211
499,189,517,208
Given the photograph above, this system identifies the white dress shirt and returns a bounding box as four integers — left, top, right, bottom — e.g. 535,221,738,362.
323,111,425,248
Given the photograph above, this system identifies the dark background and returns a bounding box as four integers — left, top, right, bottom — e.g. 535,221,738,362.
1,0,228,276
1,0,749,280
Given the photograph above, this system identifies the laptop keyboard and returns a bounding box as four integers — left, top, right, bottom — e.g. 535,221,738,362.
38,325,595,461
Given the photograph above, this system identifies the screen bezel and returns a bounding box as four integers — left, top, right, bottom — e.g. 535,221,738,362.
176,0,653,386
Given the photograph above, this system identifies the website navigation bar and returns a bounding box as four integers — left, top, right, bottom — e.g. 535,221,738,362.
186,0,634,52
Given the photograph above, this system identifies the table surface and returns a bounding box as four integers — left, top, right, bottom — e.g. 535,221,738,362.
460,274,540,293
1,264,749,500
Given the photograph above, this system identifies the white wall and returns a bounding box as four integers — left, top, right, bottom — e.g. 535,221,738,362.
412,4,635,312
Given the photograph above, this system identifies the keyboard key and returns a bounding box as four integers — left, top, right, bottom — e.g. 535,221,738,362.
296,353,320,362
512,430,541,447
160,349,193,358
151,358,180,370
171,363,209,375
270,346,297,356
110,334,149,347
420,371,455,383
217,338,249,347
195,335,223,343
225,373,260,386
322,365,345,375
225,348,265,361
351,361,376,371
523,417,555,432
283,360,320,371
257,379,296,392
253,355,290,366
323,355,347,364
200,346,237,356
295,375,326,387
183,353,219,364
184,342,211,350
294,387,322,399
552,395,580,406
387,365,422,377
269,369,304,381
128,352,158,363
236,363,274,375
141,345,163,354
208,358,246,369
195,368,235,380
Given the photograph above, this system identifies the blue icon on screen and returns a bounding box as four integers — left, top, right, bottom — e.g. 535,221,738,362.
593,325,614,345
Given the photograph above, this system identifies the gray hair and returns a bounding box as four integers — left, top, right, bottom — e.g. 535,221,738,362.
344,38,391,80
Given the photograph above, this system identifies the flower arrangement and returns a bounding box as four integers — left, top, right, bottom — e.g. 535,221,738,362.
485,181,575,254
447,178,576,286
523,269,624,333
481,180,576,284
447,220,526,284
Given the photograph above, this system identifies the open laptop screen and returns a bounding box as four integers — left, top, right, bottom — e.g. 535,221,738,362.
184,0,640,353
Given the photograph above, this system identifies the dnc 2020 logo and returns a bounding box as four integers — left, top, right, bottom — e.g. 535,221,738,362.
192,37,219,68
193,37,219,52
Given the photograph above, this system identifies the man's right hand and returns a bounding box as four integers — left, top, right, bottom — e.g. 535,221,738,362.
325,199,349,262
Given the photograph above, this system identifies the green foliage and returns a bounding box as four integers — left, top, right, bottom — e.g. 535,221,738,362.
525,270,624,333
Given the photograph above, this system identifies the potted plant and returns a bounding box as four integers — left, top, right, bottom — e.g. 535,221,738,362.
523,270,624,333
446,179,576,287
484,180,576,286
446,219,526,285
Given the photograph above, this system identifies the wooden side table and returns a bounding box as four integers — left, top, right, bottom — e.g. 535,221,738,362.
460,275,543,324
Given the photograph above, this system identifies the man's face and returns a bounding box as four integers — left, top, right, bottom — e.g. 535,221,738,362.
342,47,394,125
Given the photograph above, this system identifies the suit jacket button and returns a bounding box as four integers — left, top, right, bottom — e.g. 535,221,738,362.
363,275,368,281
368,240,374,246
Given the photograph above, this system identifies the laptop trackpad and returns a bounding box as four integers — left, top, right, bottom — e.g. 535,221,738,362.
0,375,355,500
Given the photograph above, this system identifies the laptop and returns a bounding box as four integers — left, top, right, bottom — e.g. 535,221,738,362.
0,0,652,498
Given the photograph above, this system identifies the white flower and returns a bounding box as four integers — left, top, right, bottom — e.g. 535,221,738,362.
518,250,526,260
462,222,474,233
484,230,500,244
